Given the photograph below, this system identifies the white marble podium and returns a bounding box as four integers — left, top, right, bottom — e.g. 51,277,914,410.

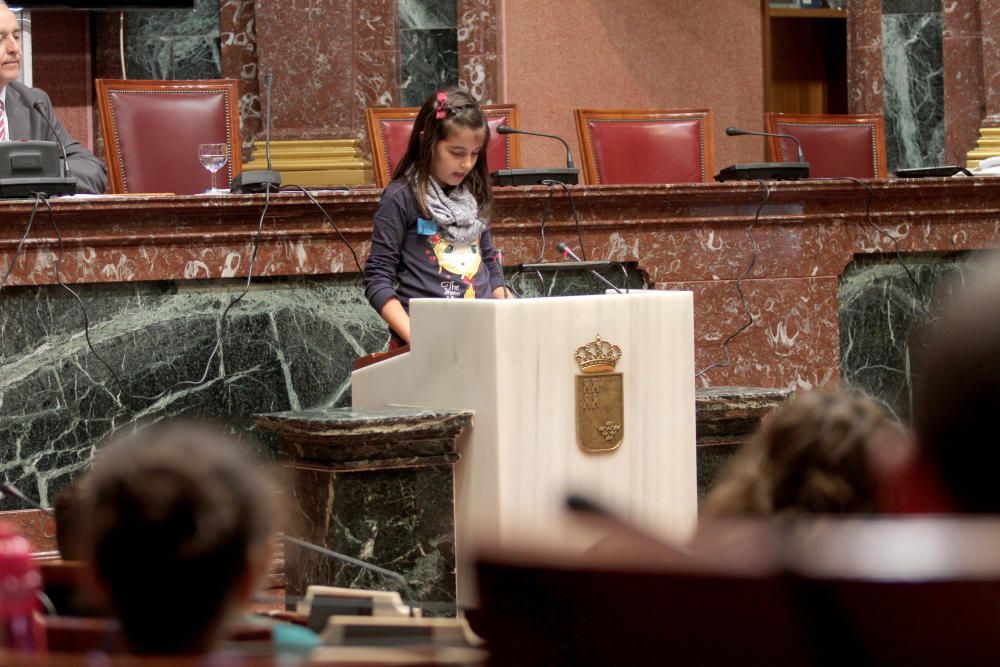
352,292,697,606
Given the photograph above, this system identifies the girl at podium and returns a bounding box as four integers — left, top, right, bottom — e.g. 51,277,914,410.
364,88,508,346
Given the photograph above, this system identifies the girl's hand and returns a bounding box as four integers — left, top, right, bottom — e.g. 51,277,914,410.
492,285,514,299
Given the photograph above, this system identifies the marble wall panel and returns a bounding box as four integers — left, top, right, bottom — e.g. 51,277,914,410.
254,0,354,140
457,0,498,102
220,0,261,162
657,277,842,392
353,0,399,150
839,250,995,423
847,0,885,115
943,0,984,165
400,0,458,108
30,12,93,153
0,275,387,511
286,464,456,611
126,0,222,80
882,7,945,170
980,1,1000,124
400,0,454,28
92,14,128,160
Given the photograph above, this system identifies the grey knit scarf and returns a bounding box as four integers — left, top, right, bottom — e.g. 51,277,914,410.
425,178,486,245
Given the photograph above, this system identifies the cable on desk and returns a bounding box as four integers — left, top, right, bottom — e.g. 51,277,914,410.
830,176,933,322
696,180,768,379
280,184,363,274
0,193,43,293
44,184,275,408
535,183,556,262
541,179,587,260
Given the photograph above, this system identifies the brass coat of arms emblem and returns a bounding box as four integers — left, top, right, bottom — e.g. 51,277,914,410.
574,335,624,453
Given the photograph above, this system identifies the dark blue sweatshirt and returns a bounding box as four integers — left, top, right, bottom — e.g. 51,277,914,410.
364,180,505,313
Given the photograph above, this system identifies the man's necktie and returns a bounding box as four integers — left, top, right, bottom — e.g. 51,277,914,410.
0,100,8,142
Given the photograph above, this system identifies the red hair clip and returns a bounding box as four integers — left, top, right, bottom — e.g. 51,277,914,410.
435,92,448,119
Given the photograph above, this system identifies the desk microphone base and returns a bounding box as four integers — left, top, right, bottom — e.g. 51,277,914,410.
491,168,580,186
715,162,810,182
230,170,282,194
0,176,76,198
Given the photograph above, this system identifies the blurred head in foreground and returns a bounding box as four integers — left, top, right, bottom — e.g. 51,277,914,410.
81,421,277,654
704,391,906,517
911,271,1000,513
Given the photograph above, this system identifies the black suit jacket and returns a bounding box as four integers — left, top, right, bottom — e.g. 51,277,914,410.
6,81,108,194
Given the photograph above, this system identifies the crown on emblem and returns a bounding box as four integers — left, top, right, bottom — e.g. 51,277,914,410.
575,335,622,374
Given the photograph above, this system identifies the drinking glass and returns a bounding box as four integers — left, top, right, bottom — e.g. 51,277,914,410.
198,143,229,194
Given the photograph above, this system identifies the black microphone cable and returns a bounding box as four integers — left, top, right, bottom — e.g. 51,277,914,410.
41,184,275,408
542,178,587,260
0,193,43,293
535,182,555,262
696,179,768,379
278,184,363,273
813,176,933,322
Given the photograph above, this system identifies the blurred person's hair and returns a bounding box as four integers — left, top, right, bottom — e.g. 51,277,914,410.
81,421,277,654
912,270,1000,513
704,391,901,516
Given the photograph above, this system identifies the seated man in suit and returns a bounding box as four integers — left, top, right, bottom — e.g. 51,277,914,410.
0,3,107,193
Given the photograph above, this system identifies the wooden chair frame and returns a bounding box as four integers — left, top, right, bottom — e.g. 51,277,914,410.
573,108,714,185
365,104,521,188
764,112,888,179
95,79,242,195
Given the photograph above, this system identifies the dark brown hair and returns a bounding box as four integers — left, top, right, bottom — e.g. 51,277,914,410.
704,391,894,517
82,421,277,654
391,88,494,220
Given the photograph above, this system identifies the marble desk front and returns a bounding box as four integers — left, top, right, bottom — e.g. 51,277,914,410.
1,178,987,512
1,179,995,394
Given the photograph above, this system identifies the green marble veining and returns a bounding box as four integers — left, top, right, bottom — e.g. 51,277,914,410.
839,251,981,423
0,274,386,510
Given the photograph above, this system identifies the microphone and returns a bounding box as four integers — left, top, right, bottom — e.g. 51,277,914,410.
0,482,54,517
264,72,274,171
230,71,282,193
493,248,508,299
726,126,806,164
279,533,416,617
497,124,575,169
32,101,74,180
556,242,621,294
556,241,582,262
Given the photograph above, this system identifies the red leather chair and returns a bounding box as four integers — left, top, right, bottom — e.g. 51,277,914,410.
96,79,242,195
365,104,521,188
574,108,714,185
764,112,888,179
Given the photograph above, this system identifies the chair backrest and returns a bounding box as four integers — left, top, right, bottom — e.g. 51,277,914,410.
476,549,816,666
764,112,887,179
574,108,714,185
365,104,521,188
785,517,1000,664
95,79,242,195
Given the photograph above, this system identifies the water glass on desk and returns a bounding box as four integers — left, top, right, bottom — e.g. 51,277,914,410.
198,142,229,194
